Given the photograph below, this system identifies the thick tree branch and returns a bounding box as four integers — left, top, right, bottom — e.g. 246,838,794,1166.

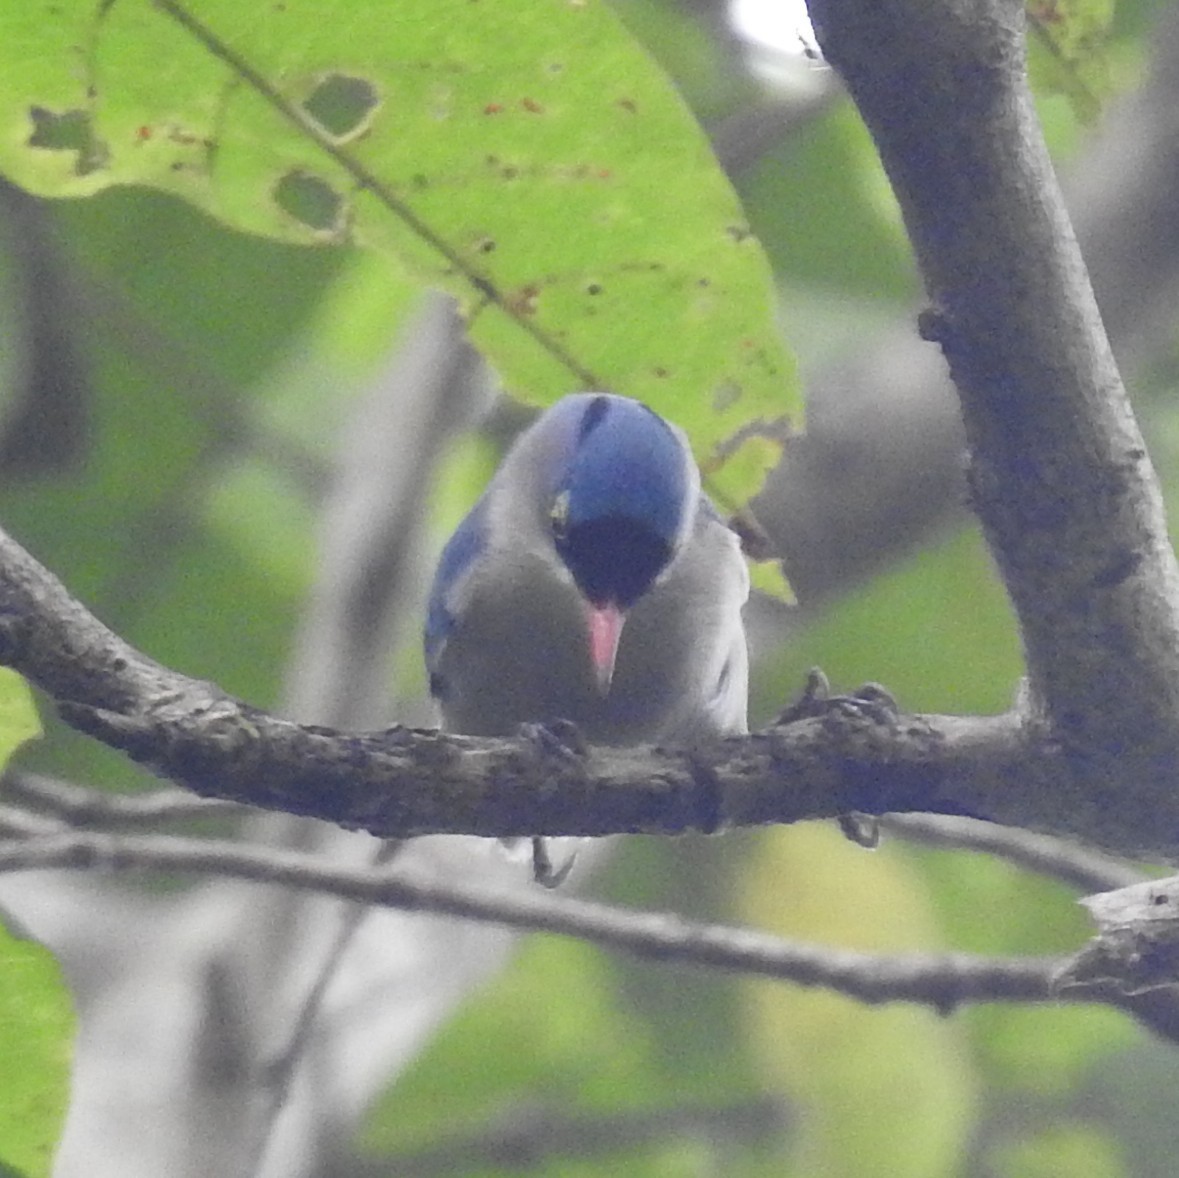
0,520,1175,851
0,522,1051,840
806,0,1179,851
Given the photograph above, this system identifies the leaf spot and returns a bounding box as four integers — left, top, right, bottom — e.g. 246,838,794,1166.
273,170,346,238
521,97,544,114
302,73,380,142
507,284,540,315
27,106,108,175
617,97,637,114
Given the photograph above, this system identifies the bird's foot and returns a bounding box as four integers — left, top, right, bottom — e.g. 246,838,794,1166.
518,718,588,761
779,671,896,851
531,836,578,888
829,681,900,725
778,669,900,727
838,813,881,849
775,666,832,723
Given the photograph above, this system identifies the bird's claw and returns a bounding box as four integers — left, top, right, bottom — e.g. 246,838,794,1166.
518,719,588,761
831,682,900,725
838,812,881,850
778,671,900,728
777,672,894,850
531,836,578,888
775,667,832,724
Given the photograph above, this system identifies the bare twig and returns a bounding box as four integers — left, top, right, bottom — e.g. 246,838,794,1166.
330,1095,789,1178
1,824,1178,1038
0,802,63,837
0,829,1068,1006
3,771,240,826
880,814,1147,894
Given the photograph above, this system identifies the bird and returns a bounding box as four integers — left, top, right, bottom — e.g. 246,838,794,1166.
424,392,750,878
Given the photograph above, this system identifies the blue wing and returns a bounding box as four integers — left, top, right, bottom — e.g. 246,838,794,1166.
423,492,491,695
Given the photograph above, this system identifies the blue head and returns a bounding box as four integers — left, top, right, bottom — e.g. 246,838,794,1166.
546,394,695,609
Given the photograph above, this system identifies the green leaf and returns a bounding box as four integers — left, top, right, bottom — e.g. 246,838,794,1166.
0,674,70,1178
0,920,75,1178
748,558,796,605
0,0,800,506
0,669,40,765
1027,0,1116,124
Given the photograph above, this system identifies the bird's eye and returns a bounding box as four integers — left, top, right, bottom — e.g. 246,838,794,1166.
550,490,570,540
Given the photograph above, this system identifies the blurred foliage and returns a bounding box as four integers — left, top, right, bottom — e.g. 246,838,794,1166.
0,672,74,1178
739,824,979,1178
0,0,1174,1175
1027,0,1117,124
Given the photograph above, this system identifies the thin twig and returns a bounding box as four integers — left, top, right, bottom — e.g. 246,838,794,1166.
880,814,1147,893
0,826,1113,1011
3,771,241,826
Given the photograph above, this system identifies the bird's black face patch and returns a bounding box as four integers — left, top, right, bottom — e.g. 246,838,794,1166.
555,516,673,609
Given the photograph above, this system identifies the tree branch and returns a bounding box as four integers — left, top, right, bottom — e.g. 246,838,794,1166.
0,828,1101,1007
2,823,1178,1037
806,0,1179,851
0,522,1039,839
0,519,1173,852
3,770,238,826
880,814,1147,894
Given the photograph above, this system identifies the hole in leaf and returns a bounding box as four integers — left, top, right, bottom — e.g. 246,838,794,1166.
302,73,379,140
712,381,741,413
274,170,345,235
27,107,108,175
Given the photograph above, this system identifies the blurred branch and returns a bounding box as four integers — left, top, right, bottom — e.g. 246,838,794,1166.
0,179,91,479
761,3,1179,603
242,294,495,1178
881,814,1147,894
3,770,239,826
333,1095,789,1177
282,294,486,730
0,801,62,836
1,822,1177,1035
710,85,839,177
